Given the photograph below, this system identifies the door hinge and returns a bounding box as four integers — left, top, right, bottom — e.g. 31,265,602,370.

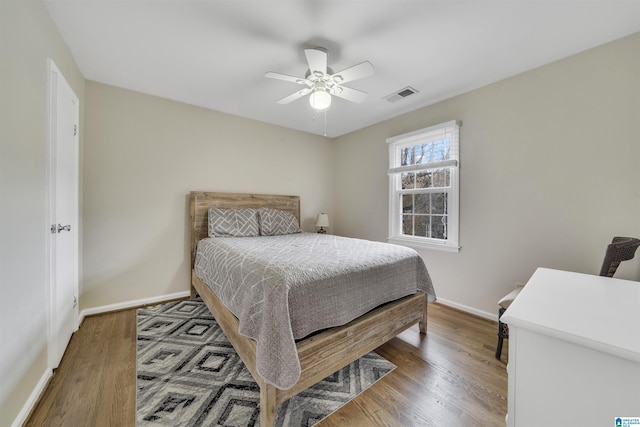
51,224,57,234
57,224,71,233
73,296,77,308
73,124,77,136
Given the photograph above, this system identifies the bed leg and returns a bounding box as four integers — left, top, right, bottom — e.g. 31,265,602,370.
189,272,198,298
259,380,277,427
419,304,428,334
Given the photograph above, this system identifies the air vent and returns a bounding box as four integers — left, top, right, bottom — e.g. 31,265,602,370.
384,86,419,103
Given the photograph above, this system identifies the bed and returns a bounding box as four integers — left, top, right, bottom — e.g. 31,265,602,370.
189,191,435,426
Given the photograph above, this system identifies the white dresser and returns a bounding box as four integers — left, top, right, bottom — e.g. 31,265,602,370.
501,268,640,427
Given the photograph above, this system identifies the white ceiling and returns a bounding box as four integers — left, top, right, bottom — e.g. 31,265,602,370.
43,0,640,138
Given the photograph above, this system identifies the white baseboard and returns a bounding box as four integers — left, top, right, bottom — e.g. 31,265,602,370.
79,290,191,324
11,368,52,427
435,297,498,322
78,292,498,325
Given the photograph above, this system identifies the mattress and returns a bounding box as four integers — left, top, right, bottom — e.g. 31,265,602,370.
194,232,435,389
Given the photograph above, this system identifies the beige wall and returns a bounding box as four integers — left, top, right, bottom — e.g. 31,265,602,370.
0,0,85,425
82,82,333,309
334,32,640,317
3,1,639,423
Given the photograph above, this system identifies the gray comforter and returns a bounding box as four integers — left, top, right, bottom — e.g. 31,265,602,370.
194,232,435,389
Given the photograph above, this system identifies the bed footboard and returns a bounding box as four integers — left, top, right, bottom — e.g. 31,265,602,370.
192,271,426,426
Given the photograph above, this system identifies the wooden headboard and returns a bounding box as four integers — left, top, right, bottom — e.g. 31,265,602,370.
189,191,301,268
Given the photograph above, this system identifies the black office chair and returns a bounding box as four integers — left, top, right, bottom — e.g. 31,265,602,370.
494,236,640,360
599,237,640,277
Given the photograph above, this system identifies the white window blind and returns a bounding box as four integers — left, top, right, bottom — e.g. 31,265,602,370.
387,120,460,175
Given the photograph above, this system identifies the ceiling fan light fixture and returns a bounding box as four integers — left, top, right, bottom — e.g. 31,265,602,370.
309,89,331,110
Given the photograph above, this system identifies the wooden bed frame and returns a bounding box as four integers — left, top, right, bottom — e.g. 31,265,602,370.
189,191,427,426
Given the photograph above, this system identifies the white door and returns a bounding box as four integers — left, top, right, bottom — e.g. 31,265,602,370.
48,60,79,369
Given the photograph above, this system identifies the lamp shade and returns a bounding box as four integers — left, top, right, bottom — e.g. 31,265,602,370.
309,90,331,110
315,213,330,227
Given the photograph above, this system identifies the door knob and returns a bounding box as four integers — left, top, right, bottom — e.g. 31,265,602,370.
58,224,71,233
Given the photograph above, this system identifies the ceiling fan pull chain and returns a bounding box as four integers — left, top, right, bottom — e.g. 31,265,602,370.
324,109,327,137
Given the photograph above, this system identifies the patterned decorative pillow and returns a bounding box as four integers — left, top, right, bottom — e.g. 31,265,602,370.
258,208,302,236
208,208,260,237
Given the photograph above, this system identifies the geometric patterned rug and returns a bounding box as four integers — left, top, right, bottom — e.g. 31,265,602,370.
136,298,396,426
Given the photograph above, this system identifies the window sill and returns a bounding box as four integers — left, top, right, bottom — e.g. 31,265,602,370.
387,236,460,253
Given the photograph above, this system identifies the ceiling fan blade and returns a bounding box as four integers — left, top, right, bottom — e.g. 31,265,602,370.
277,87,312,104
305,48,327,76
331,85,368,104
265,72,310,85
331,61,375,84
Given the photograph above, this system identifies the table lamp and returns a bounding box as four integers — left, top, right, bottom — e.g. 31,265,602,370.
315,213,329,234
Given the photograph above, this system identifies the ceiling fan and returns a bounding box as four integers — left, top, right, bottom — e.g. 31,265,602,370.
265,48,375,111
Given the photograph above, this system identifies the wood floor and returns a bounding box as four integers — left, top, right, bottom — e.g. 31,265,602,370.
25,302,508,427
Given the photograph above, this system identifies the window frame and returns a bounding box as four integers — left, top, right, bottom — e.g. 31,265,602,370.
387,120,461,252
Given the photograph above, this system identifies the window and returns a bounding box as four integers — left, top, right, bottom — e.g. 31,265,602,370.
387,120,460,252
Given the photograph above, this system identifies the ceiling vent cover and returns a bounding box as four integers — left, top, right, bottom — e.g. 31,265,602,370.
384,86,419,103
